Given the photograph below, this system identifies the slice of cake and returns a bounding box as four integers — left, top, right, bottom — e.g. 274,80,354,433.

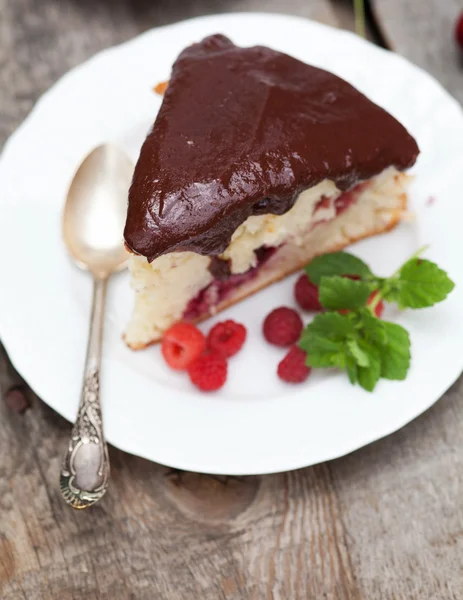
123,34,419,350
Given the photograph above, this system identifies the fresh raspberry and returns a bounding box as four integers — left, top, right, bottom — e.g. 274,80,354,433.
263,307,303,347
207,320,247,358
161,322,206,370
368,292,385,318
277,346,311,383
294,274,322,311
456,13,463,50
187,351,228,391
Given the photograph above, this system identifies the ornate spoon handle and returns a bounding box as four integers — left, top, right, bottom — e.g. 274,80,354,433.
60,278,110,509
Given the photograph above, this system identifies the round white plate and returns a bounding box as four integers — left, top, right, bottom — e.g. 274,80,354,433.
1,13,463,475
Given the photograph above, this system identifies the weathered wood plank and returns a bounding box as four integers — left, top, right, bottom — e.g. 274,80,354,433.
1,391,363,599
330,0,378,40
332,379,463,600
2,0,463,598
371,0,463,103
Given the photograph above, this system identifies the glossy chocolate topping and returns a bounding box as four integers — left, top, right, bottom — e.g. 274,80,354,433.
124,35,419,261
208,256,232,280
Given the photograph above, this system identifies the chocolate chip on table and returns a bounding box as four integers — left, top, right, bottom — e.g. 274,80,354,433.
4,385,30,414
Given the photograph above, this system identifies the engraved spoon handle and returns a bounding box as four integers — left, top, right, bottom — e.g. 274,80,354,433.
60,277,110,509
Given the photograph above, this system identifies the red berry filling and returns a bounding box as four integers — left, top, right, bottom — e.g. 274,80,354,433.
207,320,247,358
182,186,367,323
263,307,303,347
183,246,277,321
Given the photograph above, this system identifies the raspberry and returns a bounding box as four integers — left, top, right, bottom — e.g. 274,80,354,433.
188,351,228,391
294,274,322,311
456,13,463,50
277,346,311,383
207,320,247,358
368,291,384,318
161,322,206,370
263,307,303,347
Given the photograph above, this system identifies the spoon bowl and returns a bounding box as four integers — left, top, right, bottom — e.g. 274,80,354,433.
63,145,133,277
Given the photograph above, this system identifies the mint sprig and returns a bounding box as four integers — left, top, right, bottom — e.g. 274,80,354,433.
383,257,455,309
299,249,454,392
306,248,455,311
299,309,410,392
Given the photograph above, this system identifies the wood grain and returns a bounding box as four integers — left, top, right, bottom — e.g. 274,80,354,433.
371,0,463,103
1,0,463,598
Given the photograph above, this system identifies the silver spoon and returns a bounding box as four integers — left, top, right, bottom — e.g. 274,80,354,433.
60,145,133,509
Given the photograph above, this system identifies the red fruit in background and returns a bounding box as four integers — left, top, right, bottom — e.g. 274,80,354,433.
207,320,247,358
456,12,463,49
294,274,322,311
187,351,228,391
263,307,303,347
277,346,311,383
344,274,361,280
161,322,206,370
367,291,384,318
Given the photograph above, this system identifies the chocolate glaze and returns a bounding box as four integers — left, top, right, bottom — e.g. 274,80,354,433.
208,256,232,280
124,34,419,262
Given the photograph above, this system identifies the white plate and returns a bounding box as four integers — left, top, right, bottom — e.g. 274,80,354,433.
1,13,463,475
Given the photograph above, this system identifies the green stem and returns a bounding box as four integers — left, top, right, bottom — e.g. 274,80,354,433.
354,0,366,38
368,289,384,315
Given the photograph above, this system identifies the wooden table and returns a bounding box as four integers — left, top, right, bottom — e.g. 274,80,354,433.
1,1,462,598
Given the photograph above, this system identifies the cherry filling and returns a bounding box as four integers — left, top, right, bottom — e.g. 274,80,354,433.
183,247,276,320
183,184,366,320
314,181,367,218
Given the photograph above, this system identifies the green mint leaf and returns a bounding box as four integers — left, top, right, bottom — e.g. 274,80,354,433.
345,355,358,384
384,258,455,309
304,251,373,285
299,244,453,391
299,310,409,391
355,310,410,381
301,311,356,339
346,339,370,367
379,321,411,380
357,347,381,392
300,312,355,369
356,308,388,346
319,275,373,310
302,337,347,368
